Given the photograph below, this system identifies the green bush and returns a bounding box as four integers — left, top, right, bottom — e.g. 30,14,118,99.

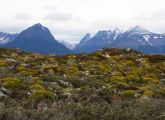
20,69,38,76
31,90,54,100
143,77,159,84
119,90,137,98
1,77,21,90
116,82,130,90
143,90,155,97
0,60,7,67
32,77,43,84
64,88,75,93
126,75,142,83
110,76,125,83
30,84,45,91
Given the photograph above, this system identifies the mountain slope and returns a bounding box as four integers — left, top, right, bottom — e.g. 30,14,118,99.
75,26,165,54
74,29,123,53
74,31,112,52
58,40,76,50
1,23,72,55
110,26,165,54
0,32,18,44
74,33,92,52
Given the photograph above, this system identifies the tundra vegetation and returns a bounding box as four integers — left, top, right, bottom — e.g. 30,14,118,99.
0,48,165,120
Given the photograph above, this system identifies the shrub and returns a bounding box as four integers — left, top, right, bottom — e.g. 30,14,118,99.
67,66,79,75
64,88,75,93
98,87,114,103
144,73,158,79
0,60,7,67
32,77,43,84
116,82,130,90
119,90,137,98
16,66,26,71
124,60,135,66
111,71,122,76
20,69,38,76
110,76,125,83
40,73,58,82
143,90,155,97
1,77,21,90
20,71,32,76
97,63,109,72
67,76,87,88
30,84,45,91
126,75,142,83
143,77,159,84
31,90,54,100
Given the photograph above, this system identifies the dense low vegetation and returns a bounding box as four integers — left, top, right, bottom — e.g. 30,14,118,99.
0,48,165,120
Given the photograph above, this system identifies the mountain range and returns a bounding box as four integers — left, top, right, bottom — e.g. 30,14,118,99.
74,25,165,54
0,24,165,54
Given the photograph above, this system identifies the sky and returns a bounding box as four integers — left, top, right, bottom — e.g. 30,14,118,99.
0,0,165,43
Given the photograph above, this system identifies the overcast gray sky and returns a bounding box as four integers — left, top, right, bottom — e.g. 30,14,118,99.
0,0,165,43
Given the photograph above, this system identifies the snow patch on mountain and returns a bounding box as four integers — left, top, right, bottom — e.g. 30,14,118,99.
143,35,152,45
112,28,123,40
0,32,18,44
58,40,76,50
137,39,145,45
126,25,152,35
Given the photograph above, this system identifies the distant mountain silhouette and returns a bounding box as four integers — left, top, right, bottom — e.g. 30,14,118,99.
1,23,72,55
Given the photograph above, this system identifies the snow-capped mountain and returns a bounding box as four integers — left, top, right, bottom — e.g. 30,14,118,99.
74,28,123,53
126,25,152,34
1,24,165,55
58,40,77,50
0,32,18,44
111,25,165,53
74,30,114,52
74,26,165,54
1,23,72,55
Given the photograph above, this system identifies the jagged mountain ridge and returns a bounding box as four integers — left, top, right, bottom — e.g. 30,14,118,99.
74,25,165,54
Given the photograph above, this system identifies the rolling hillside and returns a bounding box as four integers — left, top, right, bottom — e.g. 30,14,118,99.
0,48,165,119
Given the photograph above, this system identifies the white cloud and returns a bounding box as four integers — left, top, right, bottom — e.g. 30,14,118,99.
14,13,31,21
0,0,165,43
134,10,165,21
44,5,59,11
43,12,73,21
